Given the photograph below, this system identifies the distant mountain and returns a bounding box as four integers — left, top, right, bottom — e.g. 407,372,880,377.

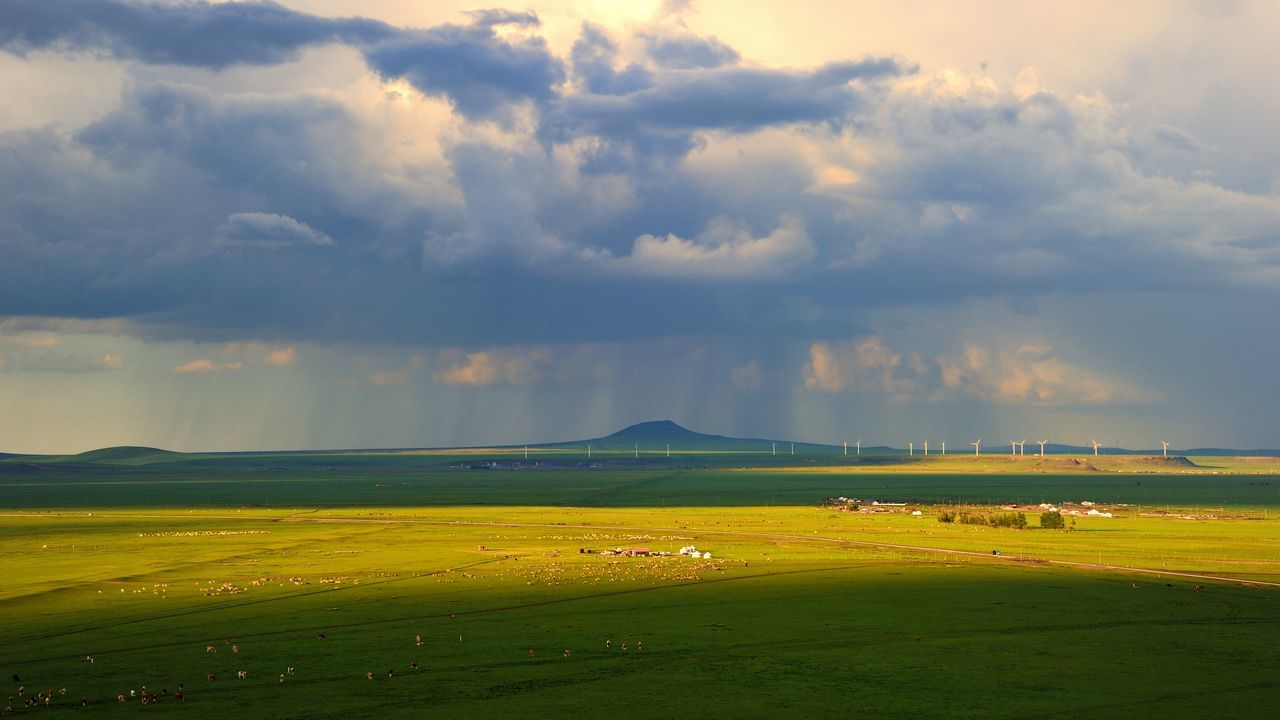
542,420,855,454
591,420,758,451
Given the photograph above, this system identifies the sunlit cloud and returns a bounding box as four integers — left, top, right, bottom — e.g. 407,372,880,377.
172,359,242,375
805,335,1144,407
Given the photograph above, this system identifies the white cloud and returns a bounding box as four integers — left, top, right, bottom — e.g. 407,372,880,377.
934,342,1144,405
172,359,242,374
432,346,554,386
215,212,335,250
803,336,916,396
585,215,814,279
805,335,1143,406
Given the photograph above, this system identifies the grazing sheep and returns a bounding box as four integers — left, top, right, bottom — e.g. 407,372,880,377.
366,672,373,681
206,646,217,654
207,674,216,682
173,692,184,702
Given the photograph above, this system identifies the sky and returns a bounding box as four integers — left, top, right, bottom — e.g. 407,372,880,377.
1,0,1279,453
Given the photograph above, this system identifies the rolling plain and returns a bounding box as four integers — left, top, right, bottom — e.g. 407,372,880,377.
2,444,1279,718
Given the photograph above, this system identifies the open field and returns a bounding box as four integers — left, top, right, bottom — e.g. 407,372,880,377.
4,452,1280,718
3,504,1280,718
2,449,1279,509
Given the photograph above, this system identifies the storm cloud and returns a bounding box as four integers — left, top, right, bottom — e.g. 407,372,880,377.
0,0,394,68
2,1,1279,451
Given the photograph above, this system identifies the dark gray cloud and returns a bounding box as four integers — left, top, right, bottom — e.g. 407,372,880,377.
0,0,394,69
542,55,914,157
570,23,653,96
1,4,1278,360
462,8,540,28
639,29,739,69
362,16,564,121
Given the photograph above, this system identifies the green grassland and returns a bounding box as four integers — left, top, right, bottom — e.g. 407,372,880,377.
2,448,1279,509
3,451,1280,717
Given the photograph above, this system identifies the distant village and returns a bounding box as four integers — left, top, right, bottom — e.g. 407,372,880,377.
824,496,1116,518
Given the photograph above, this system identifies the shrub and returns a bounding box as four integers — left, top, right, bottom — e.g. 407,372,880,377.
990,511,1027,529
1040,511,1065,529
958,512,989,525
937,510,956,523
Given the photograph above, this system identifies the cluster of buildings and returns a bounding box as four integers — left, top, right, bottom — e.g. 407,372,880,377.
1035,502,1114,518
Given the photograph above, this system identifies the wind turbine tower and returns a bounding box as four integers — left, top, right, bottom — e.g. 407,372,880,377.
843,441,847,456
1037,440,1047,457
1019,439,1026,456
909,441,913,456
941,441,946,455
856,439,861,456
971,439,982,457
1161,440,1170,457
1090,440,1101,456
924,440,929,456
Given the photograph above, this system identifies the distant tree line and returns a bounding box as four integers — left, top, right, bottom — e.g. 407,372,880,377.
936,510,1027,528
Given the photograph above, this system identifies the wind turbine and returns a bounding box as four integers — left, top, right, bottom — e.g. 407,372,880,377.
1090,440,1101,456
924,440,929,456
588,444,591,459
524,445,529,460
1010,440,1017,457
941,441,946,455
772,442,776,456
909,441,914,456
856,439,861,456
790,442,795,455
1019,439,1027,456
666,444,670,458
1037,440,1047,457
635,443,639,459
843,441,847,456
971,439,981,457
